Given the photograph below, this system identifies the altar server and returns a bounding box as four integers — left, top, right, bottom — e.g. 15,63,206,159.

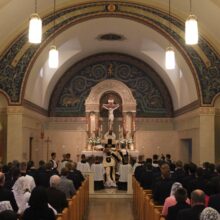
91,157,105,190
77,154,90,174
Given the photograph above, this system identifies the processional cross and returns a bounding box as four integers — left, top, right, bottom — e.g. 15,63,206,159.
45,136,52,161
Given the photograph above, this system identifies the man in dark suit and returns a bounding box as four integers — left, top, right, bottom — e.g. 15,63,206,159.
177,189,205,220
47,175,68,213
0,172,18,212
152,162,174,205
167,188,190,220
208,185,220,213
66,162,84,190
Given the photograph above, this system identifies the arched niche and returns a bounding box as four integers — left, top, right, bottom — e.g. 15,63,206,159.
85,80,136,113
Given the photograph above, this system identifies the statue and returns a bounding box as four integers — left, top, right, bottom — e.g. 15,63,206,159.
103,98,119,131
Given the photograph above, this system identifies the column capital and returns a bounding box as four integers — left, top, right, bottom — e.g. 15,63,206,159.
7,106,23,114
199,107,215,115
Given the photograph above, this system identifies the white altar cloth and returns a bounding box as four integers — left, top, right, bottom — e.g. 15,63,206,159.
81,150,139,158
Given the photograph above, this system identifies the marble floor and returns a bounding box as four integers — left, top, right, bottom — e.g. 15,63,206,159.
86,198,135,220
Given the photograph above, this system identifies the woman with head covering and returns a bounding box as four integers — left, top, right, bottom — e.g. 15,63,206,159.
162,182,190,217
22,186,56,220
12,176,32,214
200,207,220,220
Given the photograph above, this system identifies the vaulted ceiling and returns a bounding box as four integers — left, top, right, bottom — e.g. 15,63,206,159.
0,0,219,113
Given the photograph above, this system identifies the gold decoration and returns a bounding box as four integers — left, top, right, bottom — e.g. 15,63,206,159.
107,4,116,12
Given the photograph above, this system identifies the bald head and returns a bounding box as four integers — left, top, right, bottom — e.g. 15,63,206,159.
0,172,5,186
50,175,61,187
191,189,205,206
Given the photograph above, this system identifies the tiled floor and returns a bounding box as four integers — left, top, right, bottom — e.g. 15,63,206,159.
86,198,135,220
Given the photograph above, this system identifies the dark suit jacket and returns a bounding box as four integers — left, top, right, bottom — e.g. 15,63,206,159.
152,176,174,205
0,186,18,212
177,204,205,220
67,170,84,190
47,187,68,213
208,193,220,213
167,202,191,220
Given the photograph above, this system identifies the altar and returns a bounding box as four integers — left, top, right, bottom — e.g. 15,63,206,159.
81,149,139,158
84,79,137,157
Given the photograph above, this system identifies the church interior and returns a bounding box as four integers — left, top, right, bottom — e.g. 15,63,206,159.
1,0,220,165
1,0,220,219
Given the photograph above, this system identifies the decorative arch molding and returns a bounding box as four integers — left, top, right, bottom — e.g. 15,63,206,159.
49,53,173,117
0,1,219,105
85,79,136,113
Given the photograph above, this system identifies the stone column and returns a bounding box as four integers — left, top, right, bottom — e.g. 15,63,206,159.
7,106,24,162
198,107,215,163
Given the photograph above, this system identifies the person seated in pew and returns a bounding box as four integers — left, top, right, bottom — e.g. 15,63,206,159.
57,168,76,199
91,156,105,190
46,175,68,213
162,182,190,217
0,172,18,212
0,210,18,220
139,158,154,189
200,207,220,220
66,162,84,190
176,189,206,220
152,162,174,205
166,188,191,220
22,186,56,220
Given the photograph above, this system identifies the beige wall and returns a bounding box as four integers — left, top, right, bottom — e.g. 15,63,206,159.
135,130,180,161
3,106,218,165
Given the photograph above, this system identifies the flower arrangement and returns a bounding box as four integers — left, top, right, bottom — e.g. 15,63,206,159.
88,136,101,145
119,138,134,144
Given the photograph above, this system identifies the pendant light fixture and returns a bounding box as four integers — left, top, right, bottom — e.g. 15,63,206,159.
49,0,59,69
185,0,198,45
28,0,42,44
165,0,175,70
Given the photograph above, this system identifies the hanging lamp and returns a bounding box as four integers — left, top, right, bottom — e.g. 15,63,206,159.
28,0,42,44
49,0,59,69
185,0,198,45
165,0,175,70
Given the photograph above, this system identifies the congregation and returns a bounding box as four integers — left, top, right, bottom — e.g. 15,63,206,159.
1,151,220,220
134,154,220,220
0,152,85,219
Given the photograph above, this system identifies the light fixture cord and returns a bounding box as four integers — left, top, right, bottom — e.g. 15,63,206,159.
53,0,56,45
190,0,192,13
169,0,171,30
35,0,37,13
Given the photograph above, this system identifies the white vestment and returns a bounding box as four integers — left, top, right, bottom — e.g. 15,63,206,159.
118,164,132,182
103,156,116,187
77,161,91,173
91,163,105,181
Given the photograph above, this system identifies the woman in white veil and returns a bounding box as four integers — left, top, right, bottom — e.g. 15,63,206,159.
12,176,32,214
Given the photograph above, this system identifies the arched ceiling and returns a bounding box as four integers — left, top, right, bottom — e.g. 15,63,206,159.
0,0,220,114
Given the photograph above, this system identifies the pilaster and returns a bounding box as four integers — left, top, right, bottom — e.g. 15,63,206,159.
7,106,24,162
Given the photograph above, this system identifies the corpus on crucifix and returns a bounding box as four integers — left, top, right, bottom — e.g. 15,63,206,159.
102,97,119,131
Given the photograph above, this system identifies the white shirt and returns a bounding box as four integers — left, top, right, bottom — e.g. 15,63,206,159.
91,163,105,181
119,164,132,182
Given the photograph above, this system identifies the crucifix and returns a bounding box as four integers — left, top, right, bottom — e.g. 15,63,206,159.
45,136,52,161
103,97,119,131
